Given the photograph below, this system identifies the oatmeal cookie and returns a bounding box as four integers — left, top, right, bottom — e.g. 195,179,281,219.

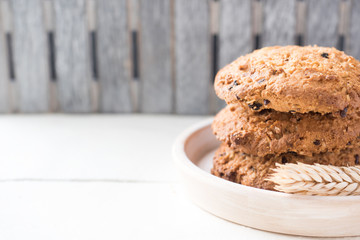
211,144,360,191
212,104,360,156
214,46,360,114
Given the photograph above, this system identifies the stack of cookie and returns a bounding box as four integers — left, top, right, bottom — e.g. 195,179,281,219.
211,46,360,191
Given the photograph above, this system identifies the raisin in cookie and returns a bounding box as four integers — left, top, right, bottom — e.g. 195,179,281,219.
211,144,360,191
212,104,360,157
214,46,360,114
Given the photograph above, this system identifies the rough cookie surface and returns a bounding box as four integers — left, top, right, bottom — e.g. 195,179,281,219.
212,104,360,157
211,144,359,191
214,46,360,114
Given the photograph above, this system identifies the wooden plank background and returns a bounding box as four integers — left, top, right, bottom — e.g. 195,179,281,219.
218,0,252,111
139,0,173,113
306,0,340,47
219,0,252,69
175,0,211,115
349,0,360,59
0,0,358,115
97,0,132,113
262,0,296,47
0,1,9,113
54,0,92,113
11,0,49,112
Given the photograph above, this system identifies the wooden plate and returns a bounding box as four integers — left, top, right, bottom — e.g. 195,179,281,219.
173,119,360,237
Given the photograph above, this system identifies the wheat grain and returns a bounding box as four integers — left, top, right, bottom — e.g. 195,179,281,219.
267,163,360,196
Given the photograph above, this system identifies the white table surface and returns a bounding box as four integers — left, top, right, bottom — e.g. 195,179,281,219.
0,115,358,240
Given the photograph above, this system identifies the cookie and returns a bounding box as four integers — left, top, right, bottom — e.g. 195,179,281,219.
211,144,360,191
214,46,360,114
212,104,360,157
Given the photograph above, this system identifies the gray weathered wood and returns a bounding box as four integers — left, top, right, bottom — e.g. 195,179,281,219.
0,1,9,112
263,0,296,46
306,0,340,47
54,0,92,112
97,0,132,113
139,0,172,113
219,0,251,68
175,0,211,115
11,0,49,112
349,0,360,59
217,0,252,112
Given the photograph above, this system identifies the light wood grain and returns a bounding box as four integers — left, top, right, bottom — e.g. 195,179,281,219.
175,0,211,115
262,0,296,46
54,0,92,113
349,0,360,60
97,0,132,113
139,0,172,113
11,0,49,112
306,0,340,47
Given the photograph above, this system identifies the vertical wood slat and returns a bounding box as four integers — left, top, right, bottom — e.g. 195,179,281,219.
262,0,296,47
11,0,49,112
175,0,211,115
217,0,252,112
139,0,172,113
219,0,252,68
129,0,139,112
44,0,59,112
0,1,9,112
306,0,341,47
349,0,360,59
54,0,92,113
97,0,132,113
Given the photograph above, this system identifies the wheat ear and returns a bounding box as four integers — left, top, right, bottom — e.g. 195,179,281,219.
267,163,360,196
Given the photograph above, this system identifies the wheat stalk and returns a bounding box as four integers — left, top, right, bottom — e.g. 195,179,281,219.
267,163,360,196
